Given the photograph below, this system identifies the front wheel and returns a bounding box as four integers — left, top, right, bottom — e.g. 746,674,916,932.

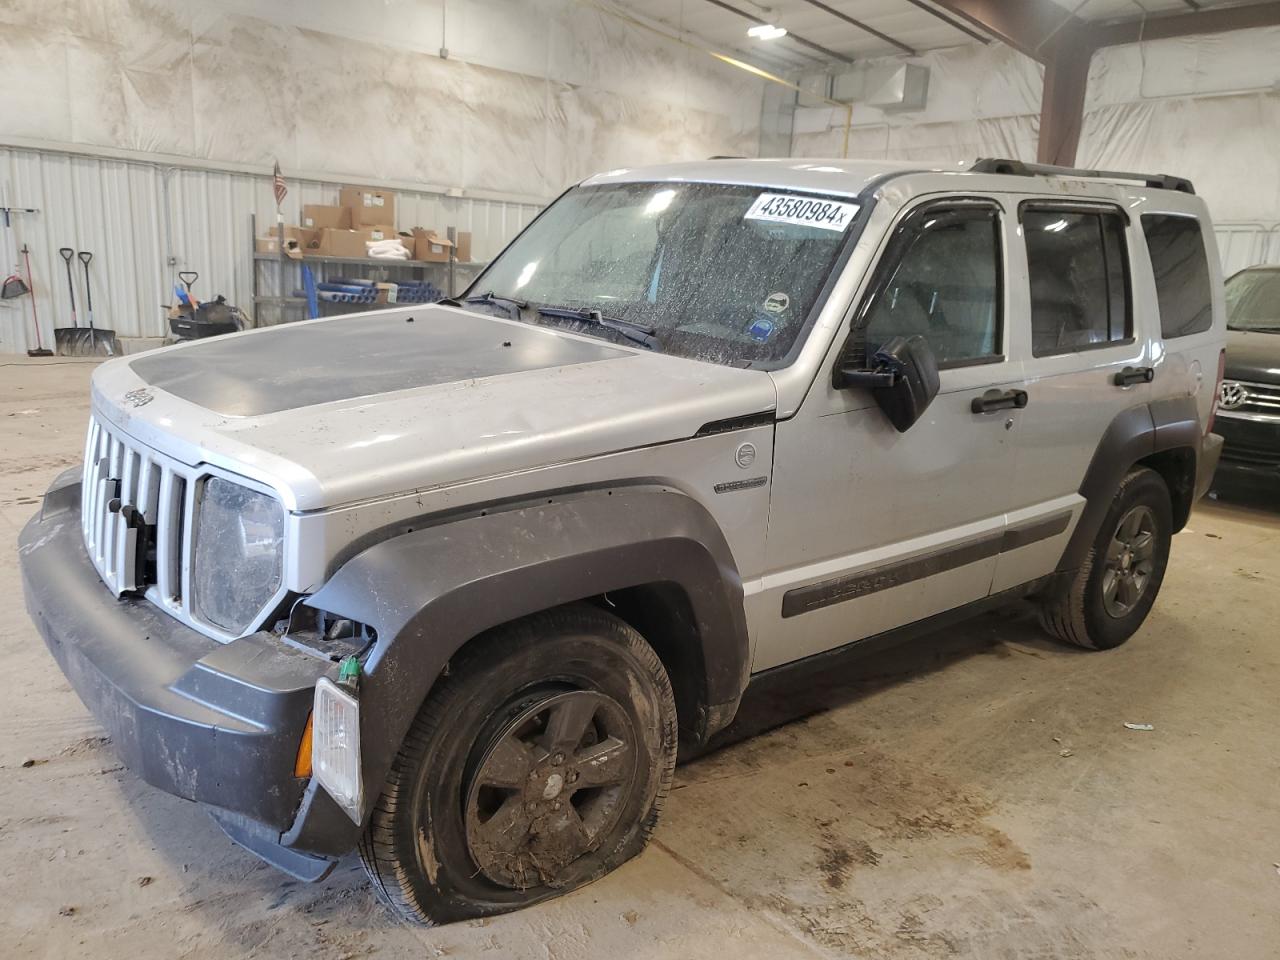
1039,466,1173,650
358,605,678,925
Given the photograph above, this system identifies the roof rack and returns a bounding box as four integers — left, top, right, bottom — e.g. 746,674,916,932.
970,158,1195,195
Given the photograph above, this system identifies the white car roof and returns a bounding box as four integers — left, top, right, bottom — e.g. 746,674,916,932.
580,157,966,198
579,157,1198,202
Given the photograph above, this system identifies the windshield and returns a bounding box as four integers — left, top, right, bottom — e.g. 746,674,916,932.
468,181,862,365
1226,268,1280,331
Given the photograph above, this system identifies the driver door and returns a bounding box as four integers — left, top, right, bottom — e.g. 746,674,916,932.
752,196,1028,670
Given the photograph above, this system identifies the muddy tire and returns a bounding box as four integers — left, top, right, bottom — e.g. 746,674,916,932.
358,604,677,925
1038,467,1172,650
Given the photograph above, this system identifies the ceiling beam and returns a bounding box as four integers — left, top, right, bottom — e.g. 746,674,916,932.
925,0,1086,62
796,0,917,56
1093,1,1280,46
899,0,990,45
700,0,855,64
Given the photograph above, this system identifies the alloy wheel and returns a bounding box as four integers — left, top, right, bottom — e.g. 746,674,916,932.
1101,504,1158,618
462,689,638,889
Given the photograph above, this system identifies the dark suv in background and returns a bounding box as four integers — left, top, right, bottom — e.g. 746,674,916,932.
1217,266,1280,496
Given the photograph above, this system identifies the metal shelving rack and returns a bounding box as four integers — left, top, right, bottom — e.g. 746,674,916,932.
250,215,488,326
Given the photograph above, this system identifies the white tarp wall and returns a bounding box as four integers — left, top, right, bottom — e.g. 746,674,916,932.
790,28,1280,277
1080,27,1280,276
0,0,763,352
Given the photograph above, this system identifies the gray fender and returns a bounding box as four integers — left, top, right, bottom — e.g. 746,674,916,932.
296,483,748,843
1056,396,1204,573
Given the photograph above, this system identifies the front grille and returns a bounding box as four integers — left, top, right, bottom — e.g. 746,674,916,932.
1221,437,1280,468
1221,379,1280,419
81,414,189,608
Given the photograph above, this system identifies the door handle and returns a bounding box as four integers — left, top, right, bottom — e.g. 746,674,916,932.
971,388,1029,413
1114,365,1154,387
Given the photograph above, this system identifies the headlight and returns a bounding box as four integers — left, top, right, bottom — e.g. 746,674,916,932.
192,476,284,634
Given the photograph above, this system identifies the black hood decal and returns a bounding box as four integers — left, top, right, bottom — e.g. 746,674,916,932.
130,307,630,418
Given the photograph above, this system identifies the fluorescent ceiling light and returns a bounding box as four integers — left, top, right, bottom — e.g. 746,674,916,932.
747,24,787,40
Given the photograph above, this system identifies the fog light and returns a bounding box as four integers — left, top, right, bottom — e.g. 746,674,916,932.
312,677,363,823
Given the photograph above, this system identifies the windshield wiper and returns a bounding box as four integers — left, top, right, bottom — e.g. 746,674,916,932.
535,306,659,350
444,291,527,318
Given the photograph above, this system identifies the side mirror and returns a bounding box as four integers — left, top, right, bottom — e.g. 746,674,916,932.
834,335,940,432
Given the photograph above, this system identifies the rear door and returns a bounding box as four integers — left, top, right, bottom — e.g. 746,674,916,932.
991,198,1153,592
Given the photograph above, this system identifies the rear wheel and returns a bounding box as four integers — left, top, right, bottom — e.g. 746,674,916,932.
1039,467,1172,650
358,605,677,925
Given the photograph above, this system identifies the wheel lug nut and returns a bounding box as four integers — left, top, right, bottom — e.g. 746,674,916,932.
552,753,564,764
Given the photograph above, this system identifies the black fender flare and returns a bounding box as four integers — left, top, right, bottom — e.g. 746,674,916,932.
296,483,748,840
1056,396,1204,573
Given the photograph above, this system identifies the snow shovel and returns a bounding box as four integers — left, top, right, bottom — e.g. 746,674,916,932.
54,247,115,356
78,251,118,356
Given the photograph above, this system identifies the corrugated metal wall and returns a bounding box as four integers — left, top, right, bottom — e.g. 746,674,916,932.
0,145,542,354
1215,222,1280,279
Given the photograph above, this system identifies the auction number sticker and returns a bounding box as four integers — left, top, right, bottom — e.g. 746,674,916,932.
744,193,859,232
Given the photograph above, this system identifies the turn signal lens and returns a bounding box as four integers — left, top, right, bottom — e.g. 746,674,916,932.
294,712,314,778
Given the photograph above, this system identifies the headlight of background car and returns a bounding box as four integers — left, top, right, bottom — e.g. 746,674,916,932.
193,477,284,634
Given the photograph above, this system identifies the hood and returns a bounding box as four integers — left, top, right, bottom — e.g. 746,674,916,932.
93,305,777,511
1225,330,1280,383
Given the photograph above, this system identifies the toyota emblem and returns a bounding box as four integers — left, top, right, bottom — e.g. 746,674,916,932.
1218,381,1247,410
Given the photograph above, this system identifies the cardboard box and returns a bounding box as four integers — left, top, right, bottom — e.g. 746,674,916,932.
314,228,371,259
412,228,454,262
364,224,396,243
302,204,351,230
394,232,415,254
280,225,321,249
375,282,398,304
454,231,472,263
340,186,396,226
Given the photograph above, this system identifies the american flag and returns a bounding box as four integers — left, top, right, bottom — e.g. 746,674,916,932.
272,160,287,209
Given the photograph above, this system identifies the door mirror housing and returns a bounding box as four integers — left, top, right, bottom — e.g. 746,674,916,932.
834,335,940,432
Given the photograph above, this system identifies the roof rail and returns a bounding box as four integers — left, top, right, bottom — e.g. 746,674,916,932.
970,158,1195,195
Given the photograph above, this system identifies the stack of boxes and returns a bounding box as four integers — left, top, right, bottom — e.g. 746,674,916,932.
256,185,473,263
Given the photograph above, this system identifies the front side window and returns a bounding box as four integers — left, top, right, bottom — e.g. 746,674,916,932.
861,204,1002,367
470,182,863,366
1142,214,1213,338
1024,207,1131,357
1225,268,1280,333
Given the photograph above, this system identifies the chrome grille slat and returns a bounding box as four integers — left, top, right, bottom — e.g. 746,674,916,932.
1232,379,1280,417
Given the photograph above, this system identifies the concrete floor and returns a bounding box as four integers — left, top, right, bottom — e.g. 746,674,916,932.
2,356,1278,960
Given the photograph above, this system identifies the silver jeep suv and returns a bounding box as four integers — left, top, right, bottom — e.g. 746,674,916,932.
20,157,1225,924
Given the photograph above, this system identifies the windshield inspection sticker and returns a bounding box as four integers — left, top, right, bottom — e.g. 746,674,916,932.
745,194,859,232
747,317,776,342
763,292,790,314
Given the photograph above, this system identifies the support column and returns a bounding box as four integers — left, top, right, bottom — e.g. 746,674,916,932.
1037,43,1093,166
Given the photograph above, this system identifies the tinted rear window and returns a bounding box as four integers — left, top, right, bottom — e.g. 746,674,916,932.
1024,207,1131,357
1142,214,1213,338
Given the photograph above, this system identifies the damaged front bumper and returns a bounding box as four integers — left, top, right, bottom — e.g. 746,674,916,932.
18,468,352,881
